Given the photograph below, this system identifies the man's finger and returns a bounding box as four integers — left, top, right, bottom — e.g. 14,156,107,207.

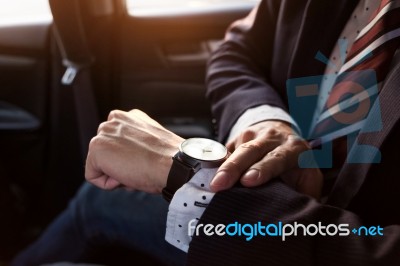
226,129,258,152
90,174,121,190
210,138,281,192
240,135,309,187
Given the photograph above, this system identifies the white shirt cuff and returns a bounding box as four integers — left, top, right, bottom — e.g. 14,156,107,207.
227,105,301,142
165,168,218,252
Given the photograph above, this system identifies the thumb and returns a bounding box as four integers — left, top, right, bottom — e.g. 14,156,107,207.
88,174,122,190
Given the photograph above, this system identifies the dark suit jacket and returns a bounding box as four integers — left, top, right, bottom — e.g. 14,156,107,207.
187,0,400,265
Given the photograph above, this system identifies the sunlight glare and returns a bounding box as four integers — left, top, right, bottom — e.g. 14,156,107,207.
0,0,51,25
126,0,260,17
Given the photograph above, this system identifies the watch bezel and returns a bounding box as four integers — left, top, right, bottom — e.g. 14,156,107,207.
179,138,228,168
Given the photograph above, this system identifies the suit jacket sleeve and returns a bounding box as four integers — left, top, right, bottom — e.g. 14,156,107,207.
206,0,287,142
187,180,400,266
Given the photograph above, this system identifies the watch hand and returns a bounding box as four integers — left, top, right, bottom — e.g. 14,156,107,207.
203,147,213,153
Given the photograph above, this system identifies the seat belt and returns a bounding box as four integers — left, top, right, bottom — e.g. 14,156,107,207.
49,0,99,158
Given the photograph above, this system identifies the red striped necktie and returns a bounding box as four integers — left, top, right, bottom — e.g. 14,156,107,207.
310,0,400,142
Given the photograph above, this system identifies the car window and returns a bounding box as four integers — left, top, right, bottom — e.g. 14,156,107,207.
0,0,51,26
126,0,260,16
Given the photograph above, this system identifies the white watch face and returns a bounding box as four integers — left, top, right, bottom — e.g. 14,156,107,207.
180,138,227,161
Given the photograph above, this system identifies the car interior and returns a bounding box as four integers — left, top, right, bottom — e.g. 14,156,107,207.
0,0,257,264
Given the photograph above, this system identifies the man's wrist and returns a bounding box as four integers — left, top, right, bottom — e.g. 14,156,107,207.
156,137,184,194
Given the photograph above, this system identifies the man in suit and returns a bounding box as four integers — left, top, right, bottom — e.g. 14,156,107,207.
83,0,400,264
185,0,400,264
12,0,400,265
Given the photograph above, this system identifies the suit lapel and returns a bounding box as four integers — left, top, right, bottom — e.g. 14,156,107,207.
328,53,400,208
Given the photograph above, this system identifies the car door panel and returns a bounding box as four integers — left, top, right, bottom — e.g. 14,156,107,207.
0,22,50,125
0,22,50,208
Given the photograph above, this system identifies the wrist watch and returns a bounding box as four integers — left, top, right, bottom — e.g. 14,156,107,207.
162,138,228,202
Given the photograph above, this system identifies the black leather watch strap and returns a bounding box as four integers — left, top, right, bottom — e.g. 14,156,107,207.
162,152,200,202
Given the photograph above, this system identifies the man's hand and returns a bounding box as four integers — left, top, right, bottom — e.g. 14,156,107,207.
85,109,184,193
210,121,323,199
